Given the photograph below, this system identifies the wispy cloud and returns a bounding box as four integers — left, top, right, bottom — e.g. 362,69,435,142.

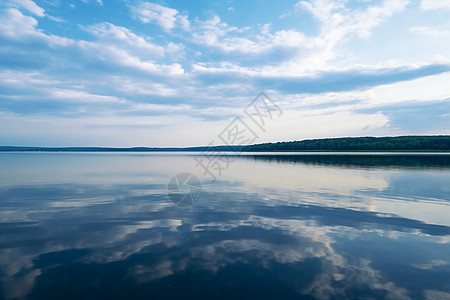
82,0,103,6
82,22,165,56
411,25,450,36
420,0,450,11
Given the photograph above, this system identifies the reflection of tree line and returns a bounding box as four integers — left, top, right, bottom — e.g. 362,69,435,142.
245,154,450,169
244,136,450,151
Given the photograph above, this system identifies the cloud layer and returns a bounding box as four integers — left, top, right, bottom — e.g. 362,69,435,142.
0,0,449,146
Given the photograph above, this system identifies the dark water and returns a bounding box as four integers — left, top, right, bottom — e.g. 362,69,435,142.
0,152,449,300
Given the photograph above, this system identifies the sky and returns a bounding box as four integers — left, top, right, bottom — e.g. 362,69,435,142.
0,0,449,147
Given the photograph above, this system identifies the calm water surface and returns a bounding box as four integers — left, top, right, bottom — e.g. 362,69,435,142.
0,152,449,299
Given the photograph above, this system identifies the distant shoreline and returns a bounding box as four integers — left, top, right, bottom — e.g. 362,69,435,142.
1,149,449,153
1,135,449,152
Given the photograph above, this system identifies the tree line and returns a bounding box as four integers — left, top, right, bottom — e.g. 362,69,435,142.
243,136,450,151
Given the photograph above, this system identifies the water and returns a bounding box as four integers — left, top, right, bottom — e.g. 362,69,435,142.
0,152,449,300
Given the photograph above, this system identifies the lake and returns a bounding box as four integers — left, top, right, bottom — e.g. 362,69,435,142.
0,152,449,299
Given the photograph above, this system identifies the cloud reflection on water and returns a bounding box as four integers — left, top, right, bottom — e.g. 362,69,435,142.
0,153,449,299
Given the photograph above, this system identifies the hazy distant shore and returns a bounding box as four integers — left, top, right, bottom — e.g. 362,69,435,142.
1,136,449,152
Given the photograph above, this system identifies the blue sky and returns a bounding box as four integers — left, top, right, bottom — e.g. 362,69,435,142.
0,0,449,147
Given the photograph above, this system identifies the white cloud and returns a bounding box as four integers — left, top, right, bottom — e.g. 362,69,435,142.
0,8,38,38
82,0,103,6
47,88,128,104
101,76,178,96
423,290,450,300
411,26,450,36
192,15,250,50
0,71,61,87
0,9,184,75
0,8,73,46
78,41,185,75
420,0,450,11
83,22,165,57
130,2,189,32
265,0,408,73
177,14,190,31
189,0,408,76
191,15,308,56
46,14,64,22
368,71,450,104
263,109,390,143
299,0,408,39
1,0,448,146
413,260,450,270
10,0,45,17
353,0,409,37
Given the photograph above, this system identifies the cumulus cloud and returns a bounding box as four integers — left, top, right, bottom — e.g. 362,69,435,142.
130,2,189,32
0,8,38,38
190,15,308,56
0,7,72,46
9,0,45,17
0,8,184,76
186,0,409,77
